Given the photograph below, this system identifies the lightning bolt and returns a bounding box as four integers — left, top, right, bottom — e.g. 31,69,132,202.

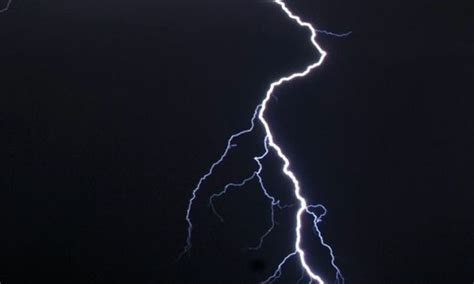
181,1,349,283
0,0,12,13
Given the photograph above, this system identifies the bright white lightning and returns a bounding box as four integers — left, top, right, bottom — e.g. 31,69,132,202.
181,0,346,283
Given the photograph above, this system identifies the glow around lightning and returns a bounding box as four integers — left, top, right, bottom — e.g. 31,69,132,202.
182,0,346,283
0,0,12,13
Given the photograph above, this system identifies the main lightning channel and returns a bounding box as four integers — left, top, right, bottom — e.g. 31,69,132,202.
258,0,328,283
181,0,344,283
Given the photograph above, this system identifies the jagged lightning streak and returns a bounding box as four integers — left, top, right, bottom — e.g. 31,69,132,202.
315,29,352,38
181,0,347,283
0,0,12,13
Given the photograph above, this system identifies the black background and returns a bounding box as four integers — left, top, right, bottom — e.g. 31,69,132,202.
0,0,472,283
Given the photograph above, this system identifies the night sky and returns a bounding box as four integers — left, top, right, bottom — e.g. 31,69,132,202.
1,0,473,283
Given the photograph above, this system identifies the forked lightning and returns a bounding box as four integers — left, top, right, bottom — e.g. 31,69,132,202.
181,1,347,283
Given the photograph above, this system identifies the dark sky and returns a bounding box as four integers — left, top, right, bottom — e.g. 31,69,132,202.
0,0,472,283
